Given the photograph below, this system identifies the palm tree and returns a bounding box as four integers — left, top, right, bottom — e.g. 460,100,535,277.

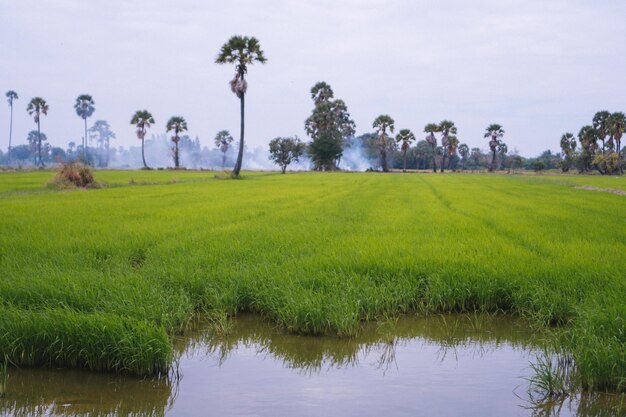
74,94,95,163
592,111,611,154
484,124,505,172
395,129,416,172
424,123,440,172
577,125,597,173
5,91,18,165
559,133,577,172
372,115,395,172
215,35,267,176
166,116,188,169
458,143,469,170
608,112,625,161
311,82,334,104
214,130,234,169
447,135,460,171
438,120,457,172
131,110,154,169
88,120,116,167
26,97,49,167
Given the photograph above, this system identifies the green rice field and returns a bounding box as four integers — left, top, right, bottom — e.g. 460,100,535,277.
0,170,624,391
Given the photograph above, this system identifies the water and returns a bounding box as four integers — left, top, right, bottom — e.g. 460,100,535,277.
1,314,623,417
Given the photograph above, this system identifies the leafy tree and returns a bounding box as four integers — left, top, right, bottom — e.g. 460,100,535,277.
577,125,598,173
26,97,49,167
268,136,305,173
558,133,577,172
11,144,31,162
592,111,611,154
5,90,18,165
214,130,234,169
130,110,154,169
305,82,355,171
484,124,505,172
470,147,483,169
27,130,47,163
74,94,95,163
531,160,546,173
414,140,432,170
88,120,116,167
438,120,457,172
372,115,395,172
458,143,469,170
215,35,267,176
166,116,188,169
424,123,439,172
608,112,625,168
395,129,415,172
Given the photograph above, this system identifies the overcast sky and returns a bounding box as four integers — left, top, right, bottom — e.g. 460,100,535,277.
1,0,625,156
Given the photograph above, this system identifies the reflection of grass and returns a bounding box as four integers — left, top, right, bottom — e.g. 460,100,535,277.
0,356,8,398
0,171,624,391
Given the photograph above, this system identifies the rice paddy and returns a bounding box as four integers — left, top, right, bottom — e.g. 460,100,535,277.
0,170,624,392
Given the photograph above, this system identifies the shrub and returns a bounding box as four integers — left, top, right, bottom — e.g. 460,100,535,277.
48,162,99,189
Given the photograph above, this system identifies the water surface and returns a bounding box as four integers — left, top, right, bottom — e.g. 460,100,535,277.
1,314,623,416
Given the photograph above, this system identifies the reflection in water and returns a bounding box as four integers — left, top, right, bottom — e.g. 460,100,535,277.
1,314,624,417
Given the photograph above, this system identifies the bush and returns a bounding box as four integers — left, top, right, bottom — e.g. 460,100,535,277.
48,162,100,189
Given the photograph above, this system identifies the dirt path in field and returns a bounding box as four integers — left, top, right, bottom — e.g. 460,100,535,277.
575,185,626,195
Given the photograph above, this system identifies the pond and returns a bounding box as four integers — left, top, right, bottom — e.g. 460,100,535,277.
1,314,623,416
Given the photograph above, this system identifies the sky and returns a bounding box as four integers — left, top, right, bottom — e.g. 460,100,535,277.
1,0,625,157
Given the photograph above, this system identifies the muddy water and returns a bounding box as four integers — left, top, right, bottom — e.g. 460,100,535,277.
1,314,623,417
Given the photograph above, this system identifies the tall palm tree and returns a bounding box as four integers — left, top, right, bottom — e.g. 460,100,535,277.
559,133,576,172
131,110,154,169
447,135,460,171
592,111,611,154
484,124,505,172
438,120,457,172
5,90,18,165
214,130,234,169
373,115,395,172
215,35,267,176
74,94,95,163
26,97,49,167
577,125,597,173
395,129,416,172
608,112,625,161
458,143,469,170
166,116,188,169
424,123,440,172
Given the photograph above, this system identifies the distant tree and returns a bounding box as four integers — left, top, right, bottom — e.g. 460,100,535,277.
50,147,66,162
558,133,577,172
214,130,234,169
414,140,432,170
268,136,305,173
166,116,188,169
5,90,18,165
11,144,31,163
27,130,47,163
74,94,95,163
438,120,457,172
592,111,611,155
26,97,49,167
458,143,469,170
215,35,267,177
577,125,597,173
88,120,116,167
531,160,546,173
67,141,77,159
305,82,355,171
608,112,625,171
484,124,505,172
395,129,416,172
470,147,483,169
424,123,439,172
131,110,154,169
372,115,395,172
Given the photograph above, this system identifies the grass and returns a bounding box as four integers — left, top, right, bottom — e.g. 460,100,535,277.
0,170,624,389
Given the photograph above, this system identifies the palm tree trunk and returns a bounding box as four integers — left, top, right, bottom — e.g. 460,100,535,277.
440,154,446,173
381,150,388,172
232,93,245,176
37,120,44,167
175,141,180,168
84,118,88,164
141,129,148,169
222,152,226,170
490,150,496,172
7,104,13,165
431,146,437,173
403,151,407,173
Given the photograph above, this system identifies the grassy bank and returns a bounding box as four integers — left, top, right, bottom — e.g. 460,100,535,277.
0,171,624,389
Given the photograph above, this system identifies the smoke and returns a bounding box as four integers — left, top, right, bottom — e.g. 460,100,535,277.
339,142,376,171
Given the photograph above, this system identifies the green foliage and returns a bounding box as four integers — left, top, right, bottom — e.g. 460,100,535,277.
373,115,396,172
305,84,355,170
74,94,95,119
268,136,305,173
